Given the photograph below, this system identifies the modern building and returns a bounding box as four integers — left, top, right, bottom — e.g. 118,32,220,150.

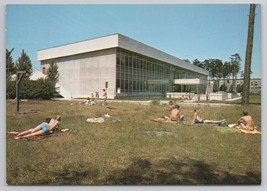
37,34,209,99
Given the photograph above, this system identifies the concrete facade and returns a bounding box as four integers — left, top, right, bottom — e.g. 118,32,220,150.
41,49,117,98
37,34,209,99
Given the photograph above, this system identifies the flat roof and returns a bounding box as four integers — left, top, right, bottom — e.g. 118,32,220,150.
37,33,209,76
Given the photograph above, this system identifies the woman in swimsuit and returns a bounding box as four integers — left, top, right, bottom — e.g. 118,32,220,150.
10,115,61,139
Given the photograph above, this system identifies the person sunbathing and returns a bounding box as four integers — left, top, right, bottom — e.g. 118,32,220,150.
192,109,225,125
10,115,61,139
234,110,255,131
165,101,175,111
170,105,184,121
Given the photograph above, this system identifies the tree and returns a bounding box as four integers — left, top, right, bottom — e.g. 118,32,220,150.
236,84,243,93
213,80,219,92
230,53,241,80
240,70,244,78
220,83,227,91
192,59,204,68
47,62,60,84
212,59,223,79
203,59,213,79
6,48,16,80
242,4,256,105
15,49,32,79
229,53,241,92
203,59,223,80
222,61,231,79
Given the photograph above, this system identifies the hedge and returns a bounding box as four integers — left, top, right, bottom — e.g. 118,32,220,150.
6,79,56,100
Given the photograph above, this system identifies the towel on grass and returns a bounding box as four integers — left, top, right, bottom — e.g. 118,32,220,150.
152,117,178,124
86,117,105,123
240,128,261,134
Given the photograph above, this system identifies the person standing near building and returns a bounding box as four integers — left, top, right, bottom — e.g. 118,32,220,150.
205,92,209,101
102,89,107,105
95,91,99,99
91,92,95,101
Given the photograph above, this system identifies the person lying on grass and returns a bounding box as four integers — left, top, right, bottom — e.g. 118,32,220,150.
8,115,61,139
230,110,255,131
170,105,184,122
192,109,225,125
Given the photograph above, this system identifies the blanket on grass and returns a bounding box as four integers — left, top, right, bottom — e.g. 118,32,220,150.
152,117,178,124
239,128,261,134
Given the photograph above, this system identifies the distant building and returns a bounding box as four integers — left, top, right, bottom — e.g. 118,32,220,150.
216,78,261,94
37,34,209,99
11,68,46,81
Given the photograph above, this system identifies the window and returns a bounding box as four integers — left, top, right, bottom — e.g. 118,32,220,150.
42,67,47,75
116,48,207,94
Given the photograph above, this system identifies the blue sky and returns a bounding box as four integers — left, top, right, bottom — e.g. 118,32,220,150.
6,4,261,78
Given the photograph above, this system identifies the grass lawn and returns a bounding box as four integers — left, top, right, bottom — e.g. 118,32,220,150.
6,100,261,185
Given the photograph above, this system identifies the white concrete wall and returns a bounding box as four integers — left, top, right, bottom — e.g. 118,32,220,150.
41,49,117,98
38,34,210,99
38,34,209,77
209,92,228,100
38,35,118,61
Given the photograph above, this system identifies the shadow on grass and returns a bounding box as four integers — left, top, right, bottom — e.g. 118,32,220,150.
28,157,260,185
35,163,100,185
104,157,261,185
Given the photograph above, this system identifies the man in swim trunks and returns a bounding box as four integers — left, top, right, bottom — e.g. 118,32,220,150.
14,115,61,139
192,109,225,125
170,105,184,121
235,110,255,131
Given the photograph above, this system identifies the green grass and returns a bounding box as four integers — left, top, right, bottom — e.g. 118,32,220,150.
6,100,261,185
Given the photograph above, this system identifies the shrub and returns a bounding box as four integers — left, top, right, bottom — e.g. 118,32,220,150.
6,79,56,100
151,100,160,105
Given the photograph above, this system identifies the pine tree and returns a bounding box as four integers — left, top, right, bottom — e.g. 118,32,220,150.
47,62,60,85
6,48,16,80
15,49,33,79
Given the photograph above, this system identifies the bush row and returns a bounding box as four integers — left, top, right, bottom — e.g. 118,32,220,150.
6,79,56,100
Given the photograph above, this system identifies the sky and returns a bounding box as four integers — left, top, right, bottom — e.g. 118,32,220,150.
6,4,261,78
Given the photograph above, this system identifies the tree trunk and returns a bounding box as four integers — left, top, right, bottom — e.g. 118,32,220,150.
242,4,256,105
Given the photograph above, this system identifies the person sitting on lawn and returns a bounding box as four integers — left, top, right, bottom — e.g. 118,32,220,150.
233,110,255,131
165,101,175,111
80,97,91,106
11,115,61,139
102,89,108,105
170,105,184,121
192,109,225,125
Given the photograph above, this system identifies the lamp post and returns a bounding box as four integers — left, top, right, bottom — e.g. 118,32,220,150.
16,71,26,113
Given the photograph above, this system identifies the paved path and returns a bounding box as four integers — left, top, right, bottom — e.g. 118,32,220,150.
60,97,260,107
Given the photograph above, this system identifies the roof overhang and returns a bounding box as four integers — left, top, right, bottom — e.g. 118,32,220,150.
147,79,171,84
37,33,209,76
174,78,207,85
